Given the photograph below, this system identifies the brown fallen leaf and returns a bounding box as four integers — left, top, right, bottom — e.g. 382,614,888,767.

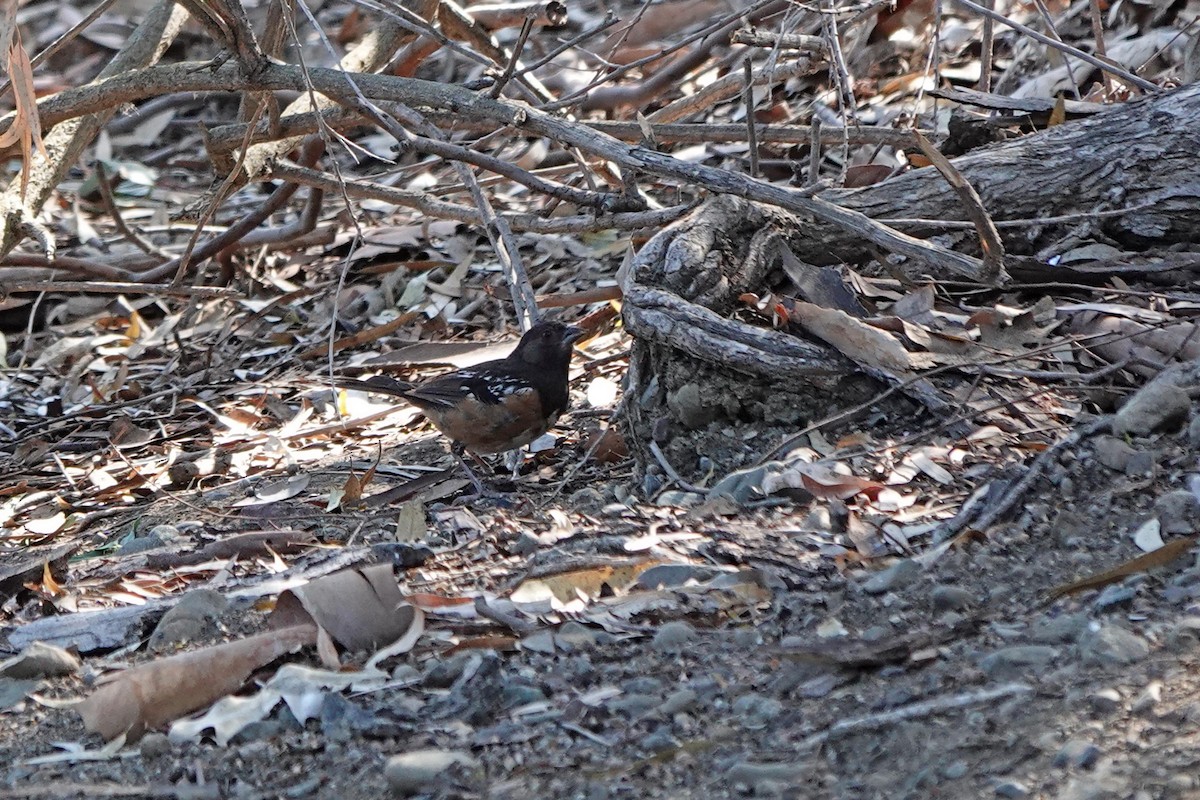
268,563,417,652
1045,535,1197,602
76,623,317,742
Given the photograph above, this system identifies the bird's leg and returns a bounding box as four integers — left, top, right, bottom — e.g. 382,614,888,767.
450,442,489,496
504,448,523,480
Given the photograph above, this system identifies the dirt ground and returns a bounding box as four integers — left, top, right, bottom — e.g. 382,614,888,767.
4,374,1200,800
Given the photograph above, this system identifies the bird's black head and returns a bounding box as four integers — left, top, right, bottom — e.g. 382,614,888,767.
510,320,584,369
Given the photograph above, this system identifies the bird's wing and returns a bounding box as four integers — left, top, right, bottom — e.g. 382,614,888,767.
404,368,526,408
332,375,415,398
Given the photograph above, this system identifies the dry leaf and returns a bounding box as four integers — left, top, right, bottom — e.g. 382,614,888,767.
1046,536,1196,601
268,563,418,653
76,624,317,742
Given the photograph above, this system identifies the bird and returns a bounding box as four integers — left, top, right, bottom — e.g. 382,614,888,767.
334,320,585,493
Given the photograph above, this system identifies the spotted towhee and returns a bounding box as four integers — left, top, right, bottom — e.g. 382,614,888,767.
335,320,584,491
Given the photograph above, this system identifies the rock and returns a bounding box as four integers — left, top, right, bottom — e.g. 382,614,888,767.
422,652,475,689
0,678,38,711
658,688,698,715
978,645,1060,679
139,731,172,759
606,694,660,717
1092,584,1136,611
1189,416,1200,449
943,761,969,779
1077,625,1149,666
1124,450,1156,476
667,383,717,430
149,589,228,651
1053,739,1101,769
862,559,921,595
567,487,605,513
1092,437,1136,472
709,463,775,504
0,642,81,679
651,621,696,652
556,622,600,650
1166,773,1196,793
655,490,703,507
1165,617,1200,652
1087,688,1123,715
803,506,834,532
1112,377,1191,437
636,564,716,590
1155,489,1200,534
725,761,805,788
1131,681,1162,715
623,677,664,695
383,749,480,796
729,628,760,648
640,728,680,754
1055,761,1131,800
520,630,556,655
993,779,1030,798
500,682,545,708
1029,614,1088,645
931,585,976,612
731,693,783,729
509,531,539,556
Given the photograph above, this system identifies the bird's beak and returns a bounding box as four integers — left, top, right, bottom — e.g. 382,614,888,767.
562,325,586,346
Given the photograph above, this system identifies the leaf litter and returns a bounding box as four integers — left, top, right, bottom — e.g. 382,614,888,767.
4,0,1200,796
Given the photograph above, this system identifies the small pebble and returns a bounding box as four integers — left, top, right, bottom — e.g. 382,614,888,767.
993,779,1030,798
640,728,680,754
1166,773,1196,793
862,559,921,595
1077,625,1149,666
978,646,1060,679
623,677,664,695
139,732,172,759
1125,450,1156,476
931,585,976,612
1112,379,1190,437
0,642,81,680
1029,614,1088,645
556,622,599,649
651,621,696,653
731,693,783,729
383,749,480,796
1092,437,1136,472
725,761,805,787
1088,688,1123,715
1131,681,1162,715
509,531,539,556
1092,584,1136,611
1155,489,1200,535
658,688,698,715
1053,739,1101,769
606,694,660,717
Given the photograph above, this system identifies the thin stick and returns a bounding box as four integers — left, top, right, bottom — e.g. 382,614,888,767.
743,59,759,178
92,162,175,259
821,0,857,125
2,281,236,297
977,0,994,93
1031,0,1081,100
488,14,536,99
1089,0,1114,95
807,117,821,186
954,0,1159,92
798,684,1033,751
